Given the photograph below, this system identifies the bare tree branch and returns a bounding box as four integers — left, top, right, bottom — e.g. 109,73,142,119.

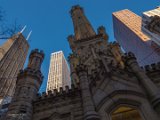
0,7,21,40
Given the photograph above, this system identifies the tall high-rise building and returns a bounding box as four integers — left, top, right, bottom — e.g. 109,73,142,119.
112,9,160,66
0,32,29,105
46,51,71,91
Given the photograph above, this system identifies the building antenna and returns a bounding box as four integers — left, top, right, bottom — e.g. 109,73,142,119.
26,31,32,41
20,25,27,33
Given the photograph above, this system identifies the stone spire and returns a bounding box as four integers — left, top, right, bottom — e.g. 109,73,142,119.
5,49,44,120
70,5,96,40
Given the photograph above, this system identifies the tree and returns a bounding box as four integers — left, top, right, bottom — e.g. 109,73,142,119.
0,7,21,40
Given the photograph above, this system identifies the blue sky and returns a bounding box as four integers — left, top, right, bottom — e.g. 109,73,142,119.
0,0,159,92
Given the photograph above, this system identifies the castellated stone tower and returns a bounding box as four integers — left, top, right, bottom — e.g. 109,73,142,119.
68,5,160,120
2,5,160,120
5,49,44,120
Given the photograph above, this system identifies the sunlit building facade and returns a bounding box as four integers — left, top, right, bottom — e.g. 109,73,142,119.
113,9,160,66
46,51,71,91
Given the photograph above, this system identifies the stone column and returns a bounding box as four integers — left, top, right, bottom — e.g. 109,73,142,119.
68,54,79,86
123,52,160,114
76,64,100,120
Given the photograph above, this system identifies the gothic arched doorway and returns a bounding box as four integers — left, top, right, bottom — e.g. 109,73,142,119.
111,106,143,120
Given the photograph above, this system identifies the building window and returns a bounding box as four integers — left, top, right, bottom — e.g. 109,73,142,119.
111,106,143,120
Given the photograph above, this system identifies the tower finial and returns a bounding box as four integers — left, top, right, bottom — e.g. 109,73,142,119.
70,5,96,40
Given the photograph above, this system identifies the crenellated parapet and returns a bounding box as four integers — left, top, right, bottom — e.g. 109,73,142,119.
17,68,44,83
33,83,83,120
122,52,160,73
140,62,160,87
141,62,160,72
29,49,44,62
28,49,44,71
35,84,80,101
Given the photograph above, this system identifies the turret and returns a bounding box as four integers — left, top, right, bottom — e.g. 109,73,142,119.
5,49,44,120
28,49,44,70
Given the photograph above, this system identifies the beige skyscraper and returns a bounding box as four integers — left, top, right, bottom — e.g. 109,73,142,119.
0,32,29,105
46,51,71,91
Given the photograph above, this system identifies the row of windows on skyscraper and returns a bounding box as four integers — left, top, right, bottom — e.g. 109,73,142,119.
46,51,71,91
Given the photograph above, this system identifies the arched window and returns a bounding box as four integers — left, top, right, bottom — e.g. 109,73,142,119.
111,106,143,120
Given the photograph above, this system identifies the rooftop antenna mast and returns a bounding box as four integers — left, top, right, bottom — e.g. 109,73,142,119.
20,25,27,33
26,31,32,41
